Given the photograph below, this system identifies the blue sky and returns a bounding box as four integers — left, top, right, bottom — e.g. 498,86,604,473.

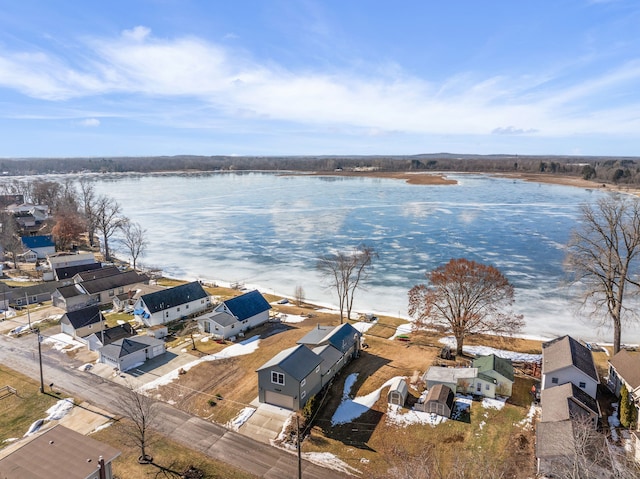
1,0,639,157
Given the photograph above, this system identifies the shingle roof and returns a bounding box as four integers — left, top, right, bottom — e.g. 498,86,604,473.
99,323,135,345
312,344,343,373
424,366,478,383
297,325,334,346
297,323,361,353
80,271,148,294
74,265,119,282
425,383,455,407
20,235,54,249
473,354,515,382
54,262,101,280
542,335,599,382
55,284,86,299
100,336,163,358
18,280,69,296
202,311,237,328
140,281,208,313
0,424,120,479
540,383,599,423
63,305,102,329
224,290,271,321
257,344,323,381
609,349,640,390
536,420,575,459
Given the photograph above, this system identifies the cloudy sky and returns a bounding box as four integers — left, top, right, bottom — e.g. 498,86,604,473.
1,0,639,157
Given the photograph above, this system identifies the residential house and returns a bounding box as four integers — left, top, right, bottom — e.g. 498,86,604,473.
52,284,99,312
73,265,120,282
472,354,515,398
76,270,149,307
387,377,408,406
541,335,599,398
11,280,71,308
535,420,577,477
540,382,601,429
134,281,210,327
420,384,455,418
423,366,479,394
297,322,362,360
112,283,164,313
311,343,345,387
197,289,271,339
0,283,12,311
607,349,640,401
21,235,55,259
60,305,105,339
0,194,24,209
84,323,136,351
256,344,323,410
47,252,97,270
0,424,120,479
18,249,38,263
98,336,166,371
54,262,101,281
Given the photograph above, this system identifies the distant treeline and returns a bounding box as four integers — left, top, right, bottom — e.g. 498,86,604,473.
1,154,640,185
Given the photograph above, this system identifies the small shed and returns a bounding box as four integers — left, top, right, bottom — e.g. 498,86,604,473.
424,384,455,418
387,377,408,406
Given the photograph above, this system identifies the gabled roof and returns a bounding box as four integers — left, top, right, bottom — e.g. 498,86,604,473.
425,383,455,407
100,336,164,358
542,335,599,382
20,235,54,249
297,323,361,353
540,382,600,423
200,311,237,328
297,325,334,346
609,349,640,390
18,280,69,296
257,344,323,381
473,354,514,382
63,305,102,329
55,283,86,299
54,262,101,280
223,290,271,321
312,344,343,372
0,424,120,479
74,265,119,282
91,323,135,345
536,420,575,460
140,281,208,313
80,271,149,294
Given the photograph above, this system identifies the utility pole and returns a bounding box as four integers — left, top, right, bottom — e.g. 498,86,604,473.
297,415,302,479
37,329,44,393
25,292,31,330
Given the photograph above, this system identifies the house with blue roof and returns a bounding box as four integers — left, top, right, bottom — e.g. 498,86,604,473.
20,235,55,259
133,281,210,327
198,290,271,339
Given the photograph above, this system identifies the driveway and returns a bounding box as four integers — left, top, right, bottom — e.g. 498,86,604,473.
239,400,294,444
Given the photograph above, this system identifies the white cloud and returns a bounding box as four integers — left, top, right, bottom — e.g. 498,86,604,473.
78,118,100,127
0,26,639,140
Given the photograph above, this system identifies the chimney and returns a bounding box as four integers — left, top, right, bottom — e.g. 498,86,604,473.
98,456,106,479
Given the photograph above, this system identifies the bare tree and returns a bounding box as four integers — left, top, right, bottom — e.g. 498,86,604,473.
95,195,126,261
408,258,523,356
317,245,376,323
78,178,98,247
0,212,24,269
565,196,640,354
51,208,85,251
121,220,148,270
116,385,158,463
294,285,305,306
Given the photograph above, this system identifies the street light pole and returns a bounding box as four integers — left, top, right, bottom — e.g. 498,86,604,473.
25,292,31,330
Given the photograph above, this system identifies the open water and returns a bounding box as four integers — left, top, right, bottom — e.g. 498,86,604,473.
86,171,639,343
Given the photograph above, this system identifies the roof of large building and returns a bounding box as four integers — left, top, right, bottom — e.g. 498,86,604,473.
80,270,149,295
0,424,120,479
20,235,54,249
257,344,323,381
223,289,271,321
609,349,640,390
473,354,515,382
542,335,599,382
63,305,102,329
140,281,208,314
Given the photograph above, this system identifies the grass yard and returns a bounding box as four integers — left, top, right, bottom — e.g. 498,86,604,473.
0,366,59,443
91,422,257,479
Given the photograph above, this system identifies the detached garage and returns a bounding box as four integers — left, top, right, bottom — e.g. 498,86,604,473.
98,336,165,372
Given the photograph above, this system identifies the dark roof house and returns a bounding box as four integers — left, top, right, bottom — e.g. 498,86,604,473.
223,289,271,321
140,281,208,314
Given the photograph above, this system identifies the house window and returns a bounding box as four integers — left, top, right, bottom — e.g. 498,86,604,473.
186,304,189,309
31,296,37,302
109,289,115,297
118,287,124,294
579,382,586,389
272,372,285,385
177,307,180,312
301,391,307,400
166,312,169,318
485,384,490,391
551,377,559,384
301,378,306,388
201,300,205,304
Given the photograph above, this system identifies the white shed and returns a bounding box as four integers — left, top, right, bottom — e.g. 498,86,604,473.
387,377,408,406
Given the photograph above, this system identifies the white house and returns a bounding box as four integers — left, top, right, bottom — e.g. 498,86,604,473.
134,281,210,327
541,335,599,399
198,289,271,339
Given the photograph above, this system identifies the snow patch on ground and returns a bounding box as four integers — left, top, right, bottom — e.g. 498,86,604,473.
389,323,412,340
46,398,75,420
228,407,256,431
302,452,361,475
439,337,542,362
482,397,507,410
332,375,401,425
278,314,308,324
137,335,261,392
518,403,539,430
90,422,113,434
451,396,473,420
386,404,446,427
609,403,621,442
42,333,85,352
351,320,377,334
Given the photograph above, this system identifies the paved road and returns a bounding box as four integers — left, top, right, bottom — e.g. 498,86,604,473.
0,332,351,479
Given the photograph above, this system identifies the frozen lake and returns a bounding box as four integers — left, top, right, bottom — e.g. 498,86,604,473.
85,171,639,344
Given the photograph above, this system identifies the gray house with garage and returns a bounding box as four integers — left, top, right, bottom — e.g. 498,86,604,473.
60,305,105,338
257,344,323,410
98,336,166,372
197,289,271,339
